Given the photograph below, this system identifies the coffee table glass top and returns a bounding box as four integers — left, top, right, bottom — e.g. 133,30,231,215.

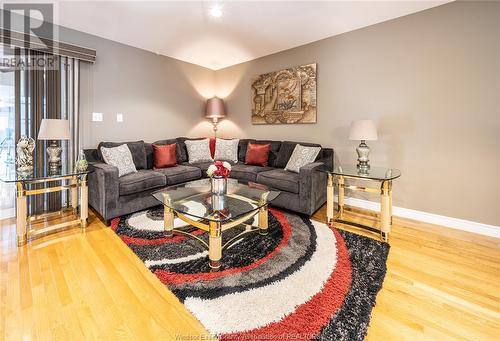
320,164,401,181
0,163,91,183
152,178,280,223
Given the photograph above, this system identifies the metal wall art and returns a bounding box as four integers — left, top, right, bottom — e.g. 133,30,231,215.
251,63,317,124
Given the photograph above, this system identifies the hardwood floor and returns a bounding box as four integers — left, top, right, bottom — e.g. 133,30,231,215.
313,206,500,340
0,211,209,340
1,205,499,340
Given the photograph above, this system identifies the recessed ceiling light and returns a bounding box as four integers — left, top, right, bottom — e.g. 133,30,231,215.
209,6,223,18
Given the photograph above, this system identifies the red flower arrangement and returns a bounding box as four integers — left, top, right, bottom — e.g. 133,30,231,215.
207,160,232,178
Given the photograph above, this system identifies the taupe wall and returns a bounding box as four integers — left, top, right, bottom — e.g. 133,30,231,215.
214,1,500,226
76,37,215,148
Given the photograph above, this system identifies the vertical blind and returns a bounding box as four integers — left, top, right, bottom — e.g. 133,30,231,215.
14,48,81,214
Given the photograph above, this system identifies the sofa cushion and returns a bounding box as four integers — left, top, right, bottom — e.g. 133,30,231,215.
245,143,271,167
184,161,214,174
154,165,202,185
185,139,213,164
209,137,216,158
239,139,281,167
230,164,273,182
98,140,147,170
214,138,239,163
176,137,207,163
101,144,137,177
256,169,300,194
237,139,255,163
83,149,100,163
153,139,184,164
144,143,154,169
119,170,166,196
152,143,177,168
285,144,321,173
275,141,322,168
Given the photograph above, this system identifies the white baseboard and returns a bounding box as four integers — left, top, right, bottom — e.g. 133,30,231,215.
337,196,500,239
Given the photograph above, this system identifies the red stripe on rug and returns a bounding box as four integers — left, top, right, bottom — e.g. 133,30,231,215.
111,217,205,246
110,217,120,230
119,230,205,246
154,208,292,285
221,228,352,341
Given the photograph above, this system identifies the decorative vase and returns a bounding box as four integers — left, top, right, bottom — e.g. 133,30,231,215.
211,194,226,211
211,176,227,195
75,149,88,172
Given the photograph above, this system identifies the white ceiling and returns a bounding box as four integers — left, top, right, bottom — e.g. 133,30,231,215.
47,1,450,70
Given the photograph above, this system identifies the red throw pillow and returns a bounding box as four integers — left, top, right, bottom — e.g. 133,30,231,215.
152,143,177,168
209,137,216,158
245,143,271,167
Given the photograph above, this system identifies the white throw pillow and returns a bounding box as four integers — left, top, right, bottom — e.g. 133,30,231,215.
100,144,137,177
285,144,321,173
185,138,214,164
214,138,239,163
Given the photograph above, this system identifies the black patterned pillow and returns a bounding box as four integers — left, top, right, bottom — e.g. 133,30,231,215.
214,138,239,163
285,144,321,173
100,144,137,177
185,138,214,164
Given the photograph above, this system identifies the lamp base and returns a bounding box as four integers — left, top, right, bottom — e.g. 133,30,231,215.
46,140,62,175
356,140,371,170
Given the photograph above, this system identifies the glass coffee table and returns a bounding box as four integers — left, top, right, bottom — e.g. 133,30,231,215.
152,178,280,269
320,164,401,242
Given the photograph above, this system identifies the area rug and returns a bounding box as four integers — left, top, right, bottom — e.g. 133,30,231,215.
111,206,390,340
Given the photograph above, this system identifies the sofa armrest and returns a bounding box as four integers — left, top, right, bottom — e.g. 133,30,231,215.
299,161,328,215
88,162,119,221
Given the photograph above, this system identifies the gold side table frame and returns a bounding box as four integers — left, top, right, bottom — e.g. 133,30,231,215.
326,173,393,242
15,174,89,246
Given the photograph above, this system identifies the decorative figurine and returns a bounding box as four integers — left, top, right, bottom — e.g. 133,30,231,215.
16,136,35,175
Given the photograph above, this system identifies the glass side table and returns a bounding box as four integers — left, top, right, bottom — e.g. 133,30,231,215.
319,164,401,242
0,164,91,246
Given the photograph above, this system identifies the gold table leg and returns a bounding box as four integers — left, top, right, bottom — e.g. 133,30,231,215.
16,182,27,246
380,180,392,242
326,174,334,224
337,176,345,220
209,221,222,269
79,176,88,228
71,176,78,214
164,207,174,237
258,204,269,235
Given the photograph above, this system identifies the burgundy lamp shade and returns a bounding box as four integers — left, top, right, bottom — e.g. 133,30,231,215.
205,97,226,119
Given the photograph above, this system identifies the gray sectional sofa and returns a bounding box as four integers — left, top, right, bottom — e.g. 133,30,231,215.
84,138,333,224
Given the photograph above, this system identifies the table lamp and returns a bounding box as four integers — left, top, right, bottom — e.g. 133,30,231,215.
205,97,226,137
37,119,70,173
349,120,378,170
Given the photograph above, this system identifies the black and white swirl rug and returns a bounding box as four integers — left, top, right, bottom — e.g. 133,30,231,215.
111,206,389,340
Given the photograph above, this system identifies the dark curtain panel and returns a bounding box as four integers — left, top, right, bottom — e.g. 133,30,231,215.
14,49,81,215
